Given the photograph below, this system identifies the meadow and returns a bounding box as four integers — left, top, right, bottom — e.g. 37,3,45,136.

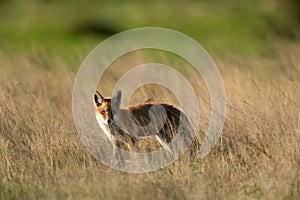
0,0,299,199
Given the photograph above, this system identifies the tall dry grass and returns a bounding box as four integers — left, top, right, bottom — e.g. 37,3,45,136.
0,49,299,199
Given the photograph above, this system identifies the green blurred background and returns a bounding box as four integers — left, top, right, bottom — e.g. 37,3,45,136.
0,0,299,66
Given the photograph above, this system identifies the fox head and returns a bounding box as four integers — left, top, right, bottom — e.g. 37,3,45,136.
93,90,122,125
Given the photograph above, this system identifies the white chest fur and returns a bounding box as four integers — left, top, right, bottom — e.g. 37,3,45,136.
96,115,114,141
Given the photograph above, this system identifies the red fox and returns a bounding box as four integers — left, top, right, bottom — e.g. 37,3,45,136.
93,90,195,154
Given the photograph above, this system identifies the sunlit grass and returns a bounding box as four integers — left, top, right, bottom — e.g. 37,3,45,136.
0,47,299,199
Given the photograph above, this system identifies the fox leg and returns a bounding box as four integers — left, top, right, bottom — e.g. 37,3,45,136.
155,135,171,152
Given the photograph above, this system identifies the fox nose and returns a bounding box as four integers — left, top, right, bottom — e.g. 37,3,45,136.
107,119,111,124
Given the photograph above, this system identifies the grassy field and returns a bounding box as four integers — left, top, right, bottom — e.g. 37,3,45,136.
1,0,300,199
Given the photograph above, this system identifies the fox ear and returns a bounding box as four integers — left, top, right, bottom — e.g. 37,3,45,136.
112,90,122,108
93,91,104,106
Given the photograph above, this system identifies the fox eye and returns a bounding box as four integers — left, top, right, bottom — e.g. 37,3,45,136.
101,111,105,115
